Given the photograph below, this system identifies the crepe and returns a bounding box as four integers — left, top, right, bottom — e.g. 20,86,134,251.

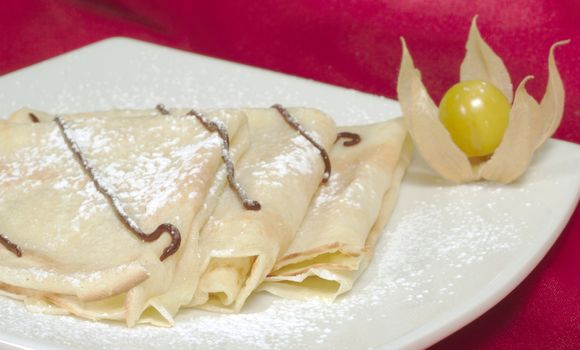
0,109,248,326
258,119,412,300
190,107,337,312
2,105,411,324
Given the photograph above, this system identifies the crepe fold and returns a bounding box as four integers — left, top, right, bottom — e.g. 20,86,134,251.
0,108,249,326
190,108,337,312
258,119,412,300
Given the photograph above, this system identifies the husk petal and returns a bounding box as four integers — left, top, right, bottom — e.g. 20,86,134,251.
397,39,477,183
460,16,514,103
480,77,541,183
537,40,570,148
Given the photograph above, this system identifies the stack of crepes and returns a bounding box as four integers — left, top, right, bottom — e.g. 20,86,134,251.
0,105,412,326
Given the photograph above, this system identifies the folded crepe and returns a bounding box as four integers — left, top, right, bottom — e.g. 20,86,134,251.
0,108,248,326
190,107,337,312
259,119,412,300
2,105,412,325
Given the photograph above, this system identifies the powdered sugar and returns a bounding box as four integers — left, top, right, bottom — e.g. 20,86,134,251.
57,116,145,234
272,104,331,183
67,115,224,226
0,128,69,187
252,136,319,183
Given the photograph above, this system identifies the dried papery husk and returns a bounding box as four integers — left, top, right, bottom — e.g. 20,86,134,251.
538,40,570,148
460,16,513,103
398,15,569,185
479,77,542,183
397,39,477,183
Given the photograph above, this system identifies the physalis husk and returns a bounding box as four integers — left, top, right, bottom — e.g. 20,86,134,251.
397,16,569,183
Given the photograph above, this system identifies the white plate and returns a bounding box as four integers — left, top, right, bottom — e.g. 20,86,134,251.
0,38,578,350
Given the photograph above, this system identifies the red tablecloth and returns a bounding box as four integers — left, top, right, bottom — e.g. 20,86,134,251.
0,1,578,348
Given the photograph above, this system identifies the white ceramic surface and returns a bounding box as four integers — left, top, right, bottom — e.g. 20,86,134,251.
0,38,578,350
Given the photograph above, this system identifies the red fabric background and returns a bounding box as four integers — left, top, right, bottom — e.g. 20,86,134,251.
0,1,578,348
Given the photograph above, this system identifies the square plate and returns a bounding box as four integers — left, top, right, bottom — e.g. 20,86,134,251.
0,38,578,350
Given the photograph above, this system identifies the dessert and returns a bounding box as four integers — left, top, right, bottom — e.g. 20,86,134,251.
0,109,248,325
260,120,412,299
191,106,336,313
0,105,411,326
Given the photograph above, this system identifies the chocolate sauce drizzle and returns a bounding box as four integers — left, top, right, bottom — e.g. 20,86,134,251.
187,109,261,210
336,132,361,147
271,104,332,184
55,116,181,261
29,113,40,123
155,104,170,115
156,104,260,211
0,234,22,257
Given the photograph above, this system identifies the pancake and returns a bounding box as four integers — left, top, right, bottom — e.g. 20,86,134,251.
259,119,412,299
190,107,337,312
0,109,248,326
2,106,412,325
